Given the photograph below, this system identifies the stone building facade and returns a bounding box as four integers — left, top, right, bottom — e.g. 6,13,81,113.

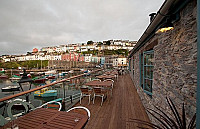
129,0,197,124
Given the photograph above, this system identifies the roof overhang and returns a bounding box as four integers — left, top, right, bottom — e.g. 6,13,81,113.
128,0,191,58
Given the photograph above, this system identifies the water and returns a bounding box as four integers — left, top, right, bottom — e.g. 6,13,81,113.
0,77,82,117
0,69,101,118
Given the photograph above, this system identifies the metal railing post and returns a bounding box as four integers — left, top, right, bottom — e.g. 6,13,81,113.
63,82,66,99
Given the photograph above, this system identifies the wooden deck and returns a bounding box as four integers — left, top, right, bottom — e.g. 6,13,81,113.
75,74,150,129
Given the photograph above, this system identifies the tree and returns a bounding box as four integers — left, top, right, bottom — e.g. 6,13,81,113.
106,41,111,46
87,40,94,45
98,42,103,46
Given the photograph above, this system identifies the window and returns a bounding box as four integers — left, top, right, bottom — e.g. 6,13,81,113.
139,53,143,87
140,50,154,96
129,59,131,71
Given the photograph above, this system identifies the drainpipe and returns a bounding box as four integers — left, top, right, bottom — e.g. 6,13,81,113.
197,0,200,128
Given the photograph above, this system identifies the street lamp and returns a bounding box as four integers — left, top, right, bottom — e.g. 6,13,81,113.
17,69,33,102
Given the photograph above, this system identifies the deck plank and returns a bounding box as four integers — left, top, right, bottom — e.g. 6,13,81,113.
74,74,150,129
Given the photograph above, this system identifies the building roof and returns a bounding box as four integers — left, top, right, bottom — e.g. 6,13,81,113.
128,0,191,58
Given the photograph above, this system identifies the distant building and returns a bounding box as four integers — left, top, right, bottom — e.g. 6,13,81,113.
33,48,38,53
112,56,127,67
84,54,92,62
100,57,105,65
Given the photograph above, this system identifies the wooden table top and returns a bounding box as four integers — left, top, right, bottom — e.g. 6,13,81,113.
1,108,88,129
85,80,113,87
96,75,115,79
104,71,118,75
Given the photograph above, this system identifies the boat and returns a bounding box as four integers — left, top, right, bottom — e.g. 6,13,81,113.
34,88,57,97
45,70,56,75
46,74,56,79
68,70,74,73
9,75,21,82
59,72,68,77
32,76,47,83
84,70,91,73
0,74,8,79
1,85,20,92
80,69,86,72
0,68,5,74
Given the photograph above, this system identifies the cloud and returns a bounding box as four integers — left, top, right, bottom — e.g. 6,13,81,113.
0,0,164,55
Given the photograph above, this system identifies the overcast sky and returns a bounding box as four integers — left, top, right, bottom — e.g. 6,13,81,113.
0,0,164,55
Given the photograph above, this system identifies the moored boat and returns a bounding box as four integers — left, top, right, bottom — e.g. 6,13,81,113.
46,74,56,79
9,75,21,82
34,88,57,97
0,74,8,79
0,68,5,74
59,72,68,77
32,76,47,83
45,70,56,75
1,85,20,92
68,70,74,73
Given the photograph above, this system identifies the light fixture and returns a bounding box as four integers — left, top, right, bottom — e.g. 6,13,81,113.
17,69,33,102
157,19,174,33
156,11,174,33
18,69,33,91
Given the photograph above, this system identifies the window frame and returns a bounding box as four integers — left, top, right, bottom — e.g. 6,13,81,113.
140,50,154,96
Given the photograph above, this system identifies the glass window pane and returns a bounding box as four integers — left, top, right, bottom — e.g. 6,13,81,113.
143,50,154,96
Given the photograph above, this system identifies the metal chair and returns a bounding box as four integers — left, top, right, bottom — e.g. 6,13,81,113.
104,79,114,88
67,106,91,120
103,79,114,97
92,79,101,82
80,87,93,105
37,101,62,111
93,87,107,106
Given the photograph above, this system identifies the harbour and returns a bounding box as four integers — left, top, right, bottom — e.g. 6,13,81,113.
0,0,199,128
0,69,97,118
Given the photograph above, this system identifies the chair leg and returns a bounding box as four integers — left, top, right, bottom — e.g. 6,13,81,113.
93,94,95,104
101,96,104,106
80,95,82,104
88,95,90,105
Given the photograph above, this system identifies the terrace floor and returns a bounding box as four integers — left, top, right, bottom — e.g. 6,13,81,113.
74,73,150,129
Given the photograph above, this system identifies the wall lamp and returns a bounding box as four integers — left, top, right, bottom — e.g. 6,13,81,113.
157,19,174,33
156,11,174,33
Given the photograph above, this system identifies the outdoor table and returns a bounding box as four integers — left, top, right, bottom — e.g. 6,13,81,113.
104,71,118,75
1,108,88,129
85,80,113,87
96,75,115,80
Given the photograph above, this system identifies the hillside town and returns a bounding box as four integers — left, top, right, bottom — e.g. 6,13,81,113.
0,40,136,68
0,0,199,129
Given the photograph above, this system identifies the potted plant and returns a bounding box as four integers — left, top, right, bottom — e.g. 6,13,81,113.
129,97,196,129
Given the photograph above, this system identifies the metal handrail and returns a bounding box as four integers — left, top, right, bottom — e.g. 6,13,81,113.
0,69,102,103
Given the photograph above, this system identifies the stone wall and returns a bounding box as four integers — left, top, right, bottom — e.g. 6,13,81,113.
130,0,197,124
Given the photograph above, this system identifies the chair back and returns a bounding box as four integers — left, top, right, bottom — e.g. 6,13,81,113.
104,79,114,83
67,106,91,119
104,79,114,86
92,79,101,82
80,87,89,93
93,87,102,94
37,101,62,111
